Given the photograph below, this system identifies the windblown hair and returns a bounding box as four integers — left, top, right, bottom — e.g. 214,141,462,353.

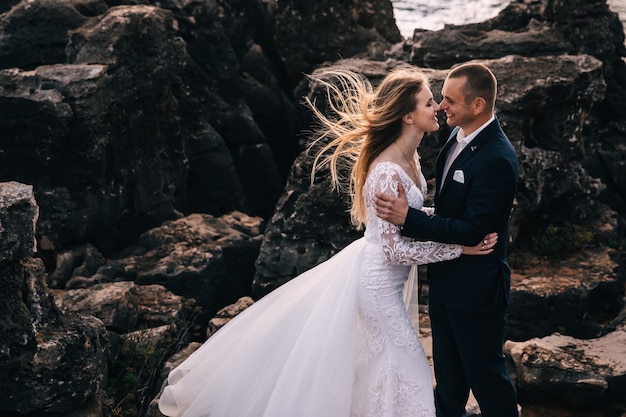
448,63,497,111
305,67,428,228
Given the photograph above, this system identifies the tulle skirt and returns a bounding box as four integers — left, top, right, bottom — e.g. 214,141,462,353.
159,238,368,417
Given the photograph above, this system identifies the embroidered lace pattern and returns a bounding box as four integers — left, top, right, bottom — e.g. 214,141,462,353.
363,162,462,265
350,161,462,417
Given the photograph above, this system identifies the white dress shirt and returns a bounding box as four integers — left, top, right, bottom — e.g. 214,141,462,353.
441,115,495,188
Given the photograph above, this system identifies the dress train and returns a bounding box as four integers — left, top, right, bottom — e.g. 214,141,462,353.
159,238,366,417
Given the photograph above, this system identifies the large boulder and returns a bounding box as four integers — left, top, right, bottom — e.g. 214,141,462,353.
252,148,360,296
0,0,107,70
55,281,196,334
273,0,402,86
0,5,191,253
0,181,38,262
146,0,289,214
0,1,290,255
0,182,109,415
507,245,623,341
64,211,264,318
505,325,626,408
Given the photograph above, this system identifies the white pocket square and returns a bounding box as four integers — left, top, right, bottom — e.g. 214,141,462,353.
452,170,465,183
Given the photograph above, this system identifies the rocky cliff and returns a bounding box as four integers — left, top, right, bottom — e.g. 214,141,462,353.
0,0,625,416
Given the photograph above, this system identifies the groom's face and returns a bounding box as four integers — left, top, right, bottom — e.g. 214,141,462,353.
439,76,474,129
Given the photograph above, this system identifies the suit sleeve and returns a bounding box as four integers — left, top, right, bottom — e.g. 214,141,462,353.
401,154,517,246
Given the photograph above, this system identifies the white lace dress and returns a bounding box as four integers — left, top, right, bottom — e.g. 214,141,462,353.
159,161,462,417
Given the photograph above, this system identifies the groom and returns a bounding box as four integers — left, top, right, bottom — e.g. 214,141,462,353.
374,63,519,417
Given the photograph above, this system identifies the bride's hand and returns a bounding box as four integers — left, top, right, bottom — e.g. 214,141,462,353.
462,233,497,255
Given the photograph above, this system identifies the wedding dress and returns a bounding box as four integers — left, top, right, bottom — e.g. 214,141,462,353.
158,161,462,417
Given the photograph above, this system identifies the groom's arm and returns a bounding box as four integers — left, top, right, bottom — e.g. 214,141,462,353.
375,199,482,246
402,207,482,246
376,157,517,246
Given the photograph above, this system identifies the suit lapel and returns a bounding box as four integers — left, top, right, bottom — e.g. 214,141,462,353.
435,127,460,201
436,119,498,199
438,148,467,197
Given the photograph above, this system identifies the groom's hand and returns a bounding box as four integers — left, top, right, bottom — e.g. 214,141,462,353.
374,183,409,226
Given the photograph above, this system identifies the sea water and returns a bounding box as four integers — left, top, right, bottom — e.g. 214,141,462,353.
392,0,626,39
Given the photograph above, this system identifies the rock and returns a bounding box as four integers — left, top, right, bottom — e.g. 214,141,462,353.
133,284,197,330
145,341,203,417
153,0,280,217
121,323,181,353
0,183,53,353
507,245,622,341
0,182,109,415
47,243,107,289
608,296,626,331
158,341,202,380
145,0,290,216
56,280,199,345
409,18,571,69
84,212,264,318
0,5,191,253
252,146,361,296
47,250,79,289
108,324,183,417
273,0,402,85
184,123,247,215
0,1,293,253
505,325,626,407
206,295,254,337
0,181,38,263
57,394,109,417
0,0,20,14
0,258,109,414
13,314,109,414
590,122,626,210
0,0,98,70
56,281,141,332
240,46,299,179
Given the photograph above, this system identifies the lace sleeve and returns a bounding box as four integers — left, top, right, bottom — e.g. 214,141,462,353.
370,166,462,266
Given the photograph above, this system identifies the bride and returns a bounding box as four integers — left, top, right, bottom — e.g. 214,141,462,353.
158,67,496,417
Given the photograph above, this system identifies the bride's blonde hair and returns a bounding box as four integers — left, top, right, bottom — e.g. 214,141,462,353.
305,67,427,228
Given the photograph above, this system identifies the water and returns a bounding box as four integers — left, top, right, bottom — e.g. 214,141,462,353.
392,0,626,39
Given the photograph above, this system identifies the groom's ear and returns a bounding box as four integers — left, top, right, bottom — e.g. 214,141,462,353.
472,97,487,115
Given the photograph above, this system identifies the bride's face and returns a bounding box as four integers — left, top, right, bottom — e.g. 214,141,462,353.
409,86,440,133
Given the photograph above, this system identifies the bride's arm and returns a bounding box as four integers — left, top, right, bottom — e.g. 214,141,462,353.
370,167,462,266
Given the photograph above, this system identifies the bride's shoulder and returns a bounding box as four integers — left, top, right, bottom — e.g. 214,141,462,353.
368,160,403,178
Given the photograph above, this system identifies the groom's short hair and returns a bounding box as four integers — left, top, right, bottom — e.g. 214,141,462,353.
448,63,497,111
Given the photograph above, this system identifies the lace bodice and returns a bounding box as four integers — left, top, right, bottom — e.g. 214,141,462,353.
363,161,462,265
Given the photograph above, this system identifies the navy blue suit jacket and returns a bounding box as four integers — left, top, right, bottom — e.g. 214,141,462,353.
402,118,518,311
